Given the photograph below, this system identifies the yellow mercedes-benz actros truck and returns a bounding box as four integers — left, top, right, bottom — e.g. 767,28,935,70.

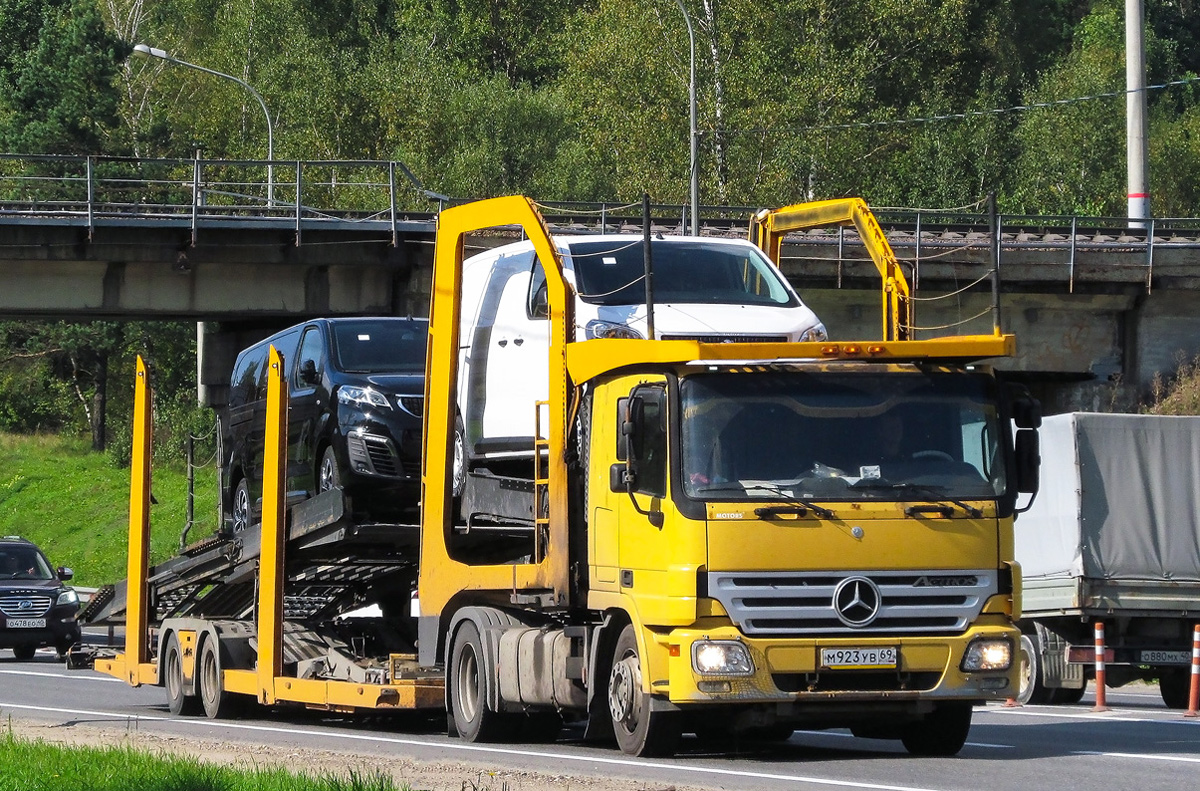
86,195,1039,759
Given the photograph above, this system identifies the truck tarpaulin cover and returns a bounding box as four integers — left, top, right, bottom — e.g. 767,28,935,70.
1015,413,1200,583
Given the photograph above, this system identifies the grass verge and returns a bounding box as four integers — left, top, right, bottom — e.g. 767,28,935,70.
0,732,403,791
0,432,219,588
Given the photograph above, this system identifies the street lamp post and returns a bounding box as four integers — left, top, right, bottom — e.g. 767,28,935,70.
133,44,275,207
673,0,699,236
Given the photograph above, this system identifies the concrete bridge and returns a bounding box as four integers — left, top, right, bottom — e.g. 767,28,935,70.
4,154,1200,413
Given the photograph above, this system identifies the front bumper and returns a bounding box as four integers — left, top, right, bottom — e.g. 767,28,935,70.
0,610,81,650
650,618,1018,706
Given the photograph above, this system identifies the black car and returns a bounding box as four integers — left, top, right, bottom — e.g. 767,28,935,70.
220,317,427,531
0,536,81,660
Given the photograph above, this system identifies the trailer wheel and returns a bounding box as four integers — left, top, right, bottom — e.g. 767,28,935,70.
450,621,504,742
199,638,243,719
1017,633,1054,704
900,702,972,757
1158,671,1190,710
1051,685,1086,705
164,633,200,716
608,625,680,757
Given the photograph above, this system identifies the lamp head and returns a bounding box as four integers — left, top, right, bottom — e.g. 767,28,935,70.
132,44,171,60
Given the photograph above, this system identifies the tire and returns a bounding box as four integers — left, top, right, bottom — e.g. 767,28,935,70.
1050,685,1087,705
231,478,251,533
164,633,200,716
199,638,243,719
1159,671,1191,710
1016,633,1055,705
450,621,505,742
900,702,972,757
318,446,341,493
452,416,466,500
608,624,680,757
12,645,36,661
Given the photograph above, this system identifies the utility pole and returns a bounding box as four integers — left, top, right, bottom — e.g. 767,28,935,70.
1126,0,1150,228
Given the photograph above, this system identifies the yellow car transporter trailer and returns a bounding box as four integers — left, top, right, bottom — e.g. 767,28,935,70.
95,195,1039,757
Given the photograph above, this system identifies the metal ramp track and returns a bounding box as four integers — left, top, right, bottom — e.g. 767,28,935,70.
83,488,420,624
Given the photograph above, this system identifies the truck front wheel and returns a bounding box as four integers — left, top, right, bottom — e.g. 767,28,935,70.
900,702,972,757
1017,633,1055,704
607,625,680,757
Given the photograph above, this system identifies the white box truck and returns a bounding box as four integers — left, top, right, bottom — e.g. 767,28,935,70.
1014,412,1200,707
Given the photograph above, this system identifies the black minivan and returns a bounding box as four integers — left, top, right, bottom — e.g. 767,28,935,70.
220,317,427,532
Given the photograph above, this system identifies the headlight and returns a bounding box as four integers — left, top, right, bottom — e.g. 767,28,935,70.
585,320,643,340
57,588,79,606
960,637,1012,671
337,386,392,410
798,322,829,343
692,640,755,676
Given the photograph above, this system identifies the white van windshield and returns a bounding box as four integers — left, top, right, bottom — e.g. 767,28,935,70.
331,319,426,373
565,240,797,308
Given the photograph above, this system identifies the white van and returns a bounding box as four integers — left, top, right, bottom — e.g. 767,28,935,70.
456,234,826,474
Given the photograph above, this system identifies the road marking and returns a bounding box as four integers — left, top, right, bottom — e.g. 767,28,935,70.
982,707,1200,726
0,702,958,791
0,669,122,684
1072,751,1200,765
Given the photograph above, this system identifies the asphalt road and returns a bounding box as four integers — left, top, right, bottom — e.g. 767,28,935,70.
1,645,1198,791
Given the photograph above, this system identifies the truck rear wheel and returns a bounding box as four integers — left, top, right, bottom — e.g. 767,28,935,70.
1159,671,1190,709
900,702,972,757
164,633,200,716
450,621,506,742
608,625,680,757
199,638,244,719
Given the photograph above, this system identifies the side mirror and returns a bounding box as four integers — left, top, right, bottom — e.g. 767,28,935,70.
1014,429,1039,494
299,359,319,385
1007,384,1042,429
57,566,73,581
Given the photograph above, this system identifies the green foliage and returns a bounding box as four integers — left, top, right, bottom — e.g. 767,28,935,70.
1146,354,1200,415
0,732,402,790
0,0,126,154
0,432,219,587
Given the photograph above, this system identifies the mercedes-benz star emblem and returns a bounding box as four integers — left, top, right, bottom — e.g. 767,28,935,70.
832,576,882,627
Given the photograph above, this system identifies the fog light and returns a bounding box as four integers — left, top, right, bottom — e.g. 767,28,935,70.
692,640,754,676
961,637,1013,672
697,680,732,693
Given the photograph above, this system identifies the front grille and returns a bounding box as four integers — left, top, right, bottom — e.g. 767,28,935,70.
773,671,942,693
0,593,52,618
662,333,789,344
397,395,423,417
346,433,415,479
707,569,995,637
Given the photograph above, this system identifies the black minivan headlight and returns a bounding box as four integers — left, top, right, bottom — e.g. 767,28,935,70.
337,386,392,411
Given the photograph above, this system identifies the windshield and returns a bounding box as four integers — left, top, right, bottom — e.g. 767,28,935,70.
331,319,426,374
681,370,1005,502
565,240,797,308
0,547,54,580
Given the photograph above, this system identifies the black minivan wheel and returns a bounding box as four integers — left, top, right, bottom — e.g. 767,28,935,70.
318,446,342,493
231,478,251,533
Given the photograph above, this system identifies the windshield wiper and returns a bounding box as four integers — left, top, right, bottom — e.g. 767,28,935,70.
691,483,834,519
855,481,983,518
742,483,834,519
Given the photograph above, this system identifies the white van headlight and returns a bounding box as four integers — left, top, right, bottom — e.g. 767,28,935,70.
337,386,392,410
585,320,643,340
798,323,829,342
